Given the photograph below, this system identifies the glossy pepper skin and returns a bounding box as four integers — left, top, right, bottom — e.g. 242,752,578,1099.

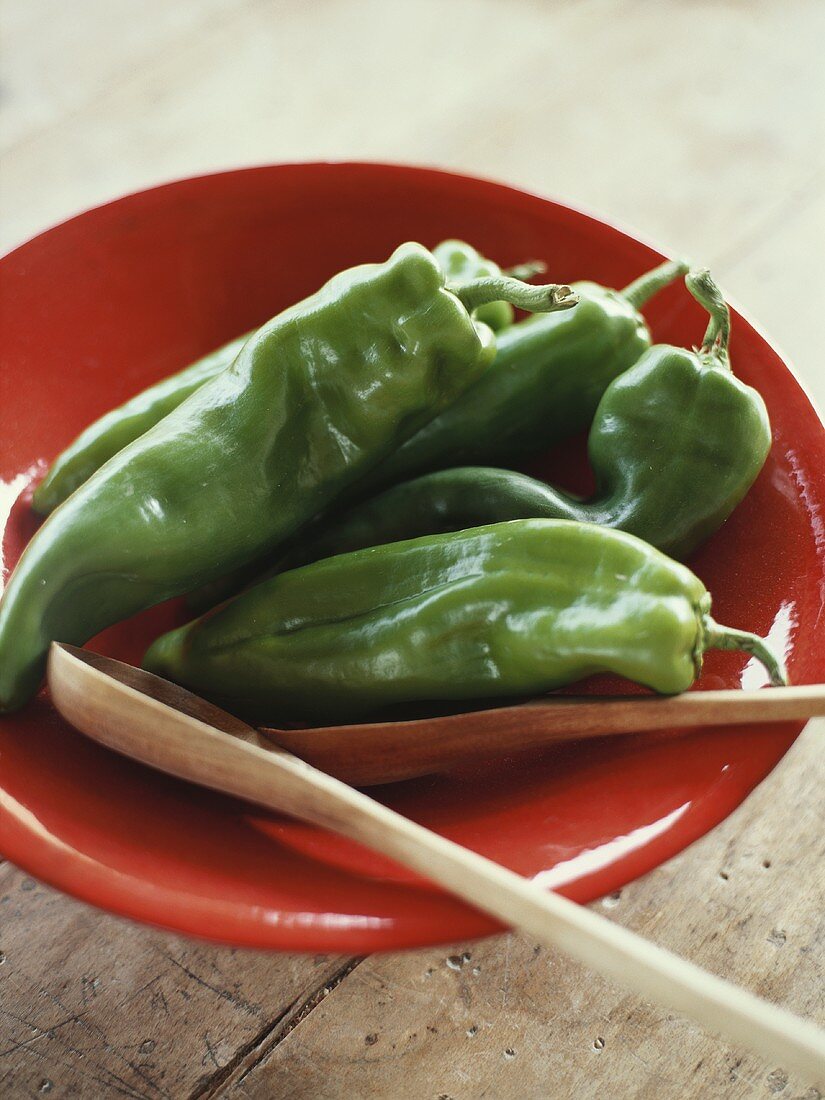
292,271,770,565
0,245,576,712
143,520,786,725
184,256,688,614
362,258,688,491
32,332,248,514
31,240,520,516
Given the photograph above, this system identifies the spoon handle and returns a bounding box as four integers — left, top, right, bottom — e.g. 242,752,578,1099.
332,783,825,1083
48,645,825,1083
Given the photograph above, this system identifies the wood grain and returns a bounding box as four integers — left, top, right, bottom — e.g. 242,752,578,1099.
1,0,823,1097
0,0,249,157
0,863,355,1098
46,644,825,1081
720,184,825,396
2,0,825,261
193,722,825,1100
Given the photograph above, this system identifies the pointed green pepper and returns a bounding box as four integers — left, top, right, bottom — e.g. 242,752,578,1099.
0,244,577,711
31,239,525,516
143,519,787,726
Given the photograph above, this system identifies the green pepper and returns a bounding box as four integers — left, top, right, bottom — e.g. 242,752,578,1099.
0,244,577,712
185,254,688,613
143,519,786,725
288,270,769,565
361,256,688,491
32,332,249,515
31,240,524,516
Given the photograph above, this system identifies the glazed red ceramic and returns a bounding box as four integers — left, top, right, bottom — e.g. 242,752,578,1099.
1,164,823,952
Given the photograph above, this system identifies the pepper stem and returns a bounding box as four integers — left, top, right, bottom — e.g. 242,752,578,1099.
686,268,731,359
703,616,788,687
453,276,578,315
621,258,690,309
502,259,548,281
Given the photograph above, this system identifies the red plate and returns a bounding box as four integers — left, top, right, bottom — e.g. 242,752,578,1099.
1,163,823,952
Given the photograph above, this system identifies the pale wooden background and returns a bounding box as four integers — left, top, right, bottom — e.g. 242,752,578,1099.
1,1,823,1098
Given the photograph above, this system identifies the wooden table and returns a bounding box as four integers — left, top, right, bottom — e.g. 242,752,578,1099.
1,2,823,1096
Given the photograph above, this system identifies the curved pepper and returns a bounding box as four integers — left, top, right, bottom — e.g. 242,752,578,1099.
287,270,770,565
143,519,787,725
0,244,577,712
31,240,524,515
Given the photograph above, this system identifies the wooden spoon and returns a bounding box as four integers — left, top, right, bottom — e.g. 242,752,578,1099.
48,642,825,1083
262,685,825,785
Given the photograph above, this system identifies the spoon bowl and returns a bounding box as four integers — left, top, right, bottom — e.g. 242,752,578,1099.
261,686,825,785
